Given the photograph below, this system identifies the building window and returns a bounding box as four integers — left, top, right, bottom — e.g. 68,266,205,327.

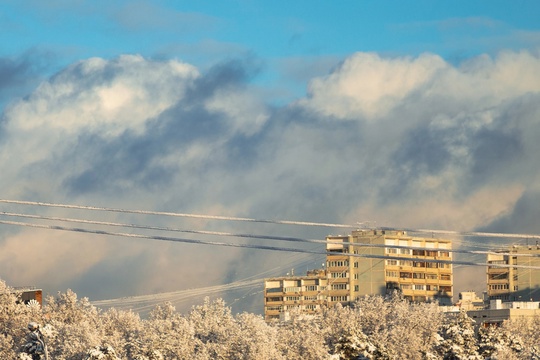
284,287,301,293
386,271,398,278
328,260,349,267
386,260,398,266
490,284,509,290
330,272,348,278
354,285,359,292
331,284,348,290
413,273,425,279
285,296,301,301
400,272,412,279
440,274,451,281
330,296,349,302
414,285,425,290
386,248,398,254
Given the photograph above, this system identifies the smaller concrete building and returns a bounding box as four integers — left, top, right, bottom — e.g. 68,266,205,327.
13,286,43,306
487,245,540,302
264,269,328,321
467,299,540,327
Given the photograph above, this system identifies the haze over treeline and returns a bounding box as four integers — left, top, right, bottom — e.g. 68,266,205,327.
1,279,538,359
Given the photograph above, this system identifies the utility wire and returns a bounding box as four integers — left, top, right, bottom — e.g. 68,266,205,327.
1,211,539,258
1,219,540,270
3,199,540,240
379,226,540,241
0,199,354,228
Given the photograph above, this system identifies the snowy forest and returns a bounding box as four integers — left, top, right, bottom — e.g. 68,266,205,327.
1,279,538,360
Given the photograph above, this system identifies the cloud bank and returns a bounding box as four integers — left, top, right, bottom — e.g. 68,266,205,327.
1,50,539,311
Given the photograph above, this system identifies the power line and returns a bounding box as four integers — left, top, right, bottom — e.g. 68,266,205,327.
3,199,540,241
2,211,539,258
0,199,354,228
1,219,540,270
379,226,540,241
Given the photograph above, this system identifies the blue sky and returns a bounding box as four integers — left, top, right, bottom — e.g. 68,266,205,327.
1,0,540,312
2,0,539,102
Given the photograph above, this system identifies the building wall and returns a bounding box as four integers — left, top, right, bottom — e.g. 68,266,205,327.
264,271,328,321
14,288,43,305
342,230,453,305
264,230,455,320
487,246,540,302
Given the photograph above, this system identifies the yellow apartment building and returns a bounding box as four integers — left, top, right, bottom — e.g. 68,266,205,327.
487,245,540,302
264,229,454,320
327,230,453,305
264,269,328,321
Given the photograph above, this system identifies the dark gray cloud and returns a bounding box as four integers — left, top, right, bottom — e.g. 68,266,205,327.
1,51,540,312
480,191,540,235
0,50,51,108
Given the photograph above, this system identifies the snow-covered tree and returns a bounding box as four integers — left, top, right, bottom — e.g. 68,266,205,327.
500,315,540,359
134,302,195,359
188,297,239,358
84,344,120,360
478,325,523,360
435,309,481,360
321,303,376,359
229,312,283,359
275,307,329,359
5,277,540,360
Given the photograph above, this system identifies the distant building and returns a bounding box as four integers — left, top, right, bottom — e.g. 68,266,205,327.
327,230,453,306
467,299,540,327
264,269,327,321
264,229,454,320
13,286,43,306
486,245,540,302
456,291,485,310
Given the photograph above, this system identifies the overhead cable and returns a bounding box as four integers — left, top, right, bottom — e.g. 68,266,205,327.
1,219,539,270
2,211,539,258
0,199,354,228
2,199,540,241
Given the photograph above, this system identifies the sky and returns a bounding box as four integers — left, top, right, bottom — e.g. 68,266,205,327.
0,0,539,314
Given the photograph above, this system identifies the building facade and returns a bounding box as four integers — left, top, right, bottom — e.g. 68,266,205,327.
467,299,540,327
487,245,540,302
264,230,454,320
327,230,453,306
13,286,43,306
264,269,328,321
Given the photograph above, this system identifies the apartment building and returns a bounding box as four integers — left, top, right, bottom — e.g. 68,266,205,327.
264,229,454,320
264,269,328,321
487,245,540,302
327,230,453,305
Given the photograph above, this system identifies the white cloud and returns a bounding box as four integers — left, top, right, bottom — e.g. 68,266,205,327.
300,52,447,119
1,50,540,308
5,55,198,136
